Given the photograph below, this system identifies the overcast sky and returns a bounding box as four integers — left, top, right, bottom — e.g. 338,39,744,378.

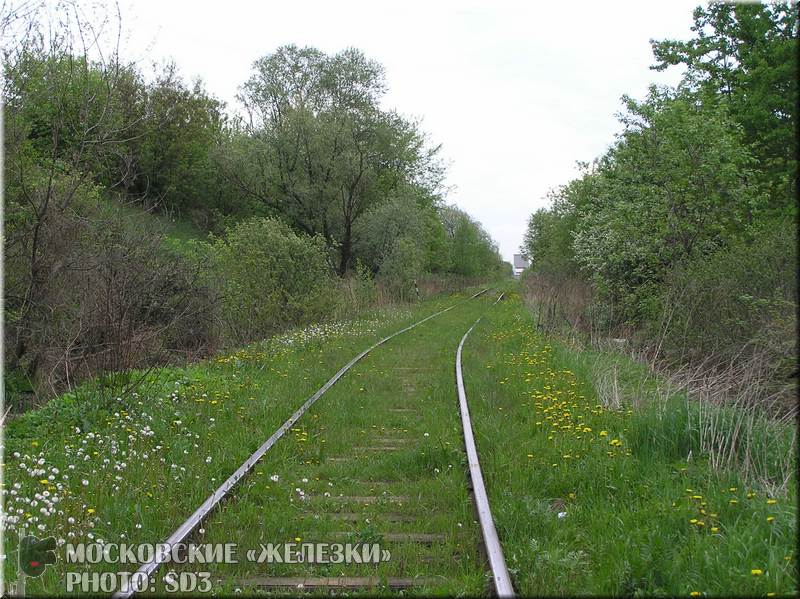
119,0,700,262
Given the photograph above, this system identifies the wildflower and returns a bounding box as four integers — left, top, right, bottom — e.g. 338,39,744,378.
766,516,775,523
750,569,763,576
710,527,719,533
766,499,777,505
729,499,738,505
87,508,95,514
599,431,608,437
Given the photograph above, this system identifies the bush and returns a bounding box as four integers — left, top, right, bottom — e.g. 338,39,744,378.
3,174,215,402
198,217,337,344
335,263,379,318
377,237,425,300
652,221,797,378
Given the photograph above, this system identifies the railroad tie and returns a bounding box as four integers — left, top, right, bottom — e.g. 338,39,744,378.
324,495,410,504
327,512,416,522
236,576,446,590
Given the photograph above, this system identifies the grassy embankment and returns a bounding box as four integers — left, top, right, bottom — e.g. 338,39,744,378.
463,288,796,597
1,288,494,595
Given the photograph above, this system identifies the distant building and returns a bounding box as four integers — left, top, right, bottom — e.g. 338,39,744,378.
512,254,529,278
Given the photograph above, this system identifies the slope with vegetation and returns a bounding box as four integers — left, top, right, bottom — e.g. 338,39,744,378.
2,2,508,409
520,3,796,455
465,290,796,596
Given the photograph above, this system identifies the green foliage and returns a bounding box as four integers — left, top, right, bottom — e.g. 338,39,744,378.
521,180,585,276
521,3,797,413
651,1,798,210
124,63,227,222
442,205,505,277
653,221,797,375
2,5,505,401
197,217,337,344
378,236,425,297
235,45,446,274
466,295,796,596
572,90,764,318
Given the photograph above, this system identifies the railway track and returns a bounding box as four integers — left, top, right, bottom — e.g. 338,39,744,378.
116,288,513,597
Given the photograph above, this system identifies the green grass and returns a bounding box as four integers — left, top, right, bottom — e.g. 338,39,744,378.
462,289,797,596
4,284,795,596
1,289,494,595
107,198,208,254
165,291,498,595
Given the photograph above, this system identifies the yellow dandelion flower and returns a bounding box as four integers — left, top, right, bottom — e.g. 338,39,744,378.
690,593,701,597
750,569,762,576
711,527,719,533
599,431,608,437
87,508,95,514
766,499,777,505
767,516,775,523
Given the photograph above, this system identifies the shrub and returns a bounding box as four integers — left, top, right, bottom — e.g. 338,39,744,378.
3,174,215,403
652,221,797,379
199,217,336,343
377,236,425,300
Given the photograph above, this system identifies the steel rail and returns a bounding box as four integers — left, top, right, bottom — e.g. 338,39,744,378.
114,287,490,598
455,292,515,597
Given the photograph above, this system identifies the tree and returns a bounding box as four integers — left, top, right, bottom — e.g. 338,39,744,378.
441,205,504,277
651,2,798,208
125,63,227,222
235,45,441,274
571,89,764,317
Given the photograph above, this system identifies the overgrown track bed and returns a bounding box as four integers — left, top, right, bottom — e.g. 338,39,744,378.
120,289,514,596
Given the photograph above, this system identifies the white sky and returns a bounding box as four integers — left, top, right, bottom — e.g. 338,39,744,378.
118,0,699,262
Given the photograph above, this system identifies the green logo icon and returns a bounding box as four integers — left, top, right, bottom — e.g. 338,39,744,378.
19,535,57,577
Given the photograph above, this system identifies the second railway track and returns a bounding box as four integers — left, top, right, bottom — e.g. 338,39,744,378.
120,288,513,596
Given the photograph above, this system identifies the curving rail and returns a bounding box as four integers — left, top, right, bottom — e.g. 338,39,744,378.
455,292,515,597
